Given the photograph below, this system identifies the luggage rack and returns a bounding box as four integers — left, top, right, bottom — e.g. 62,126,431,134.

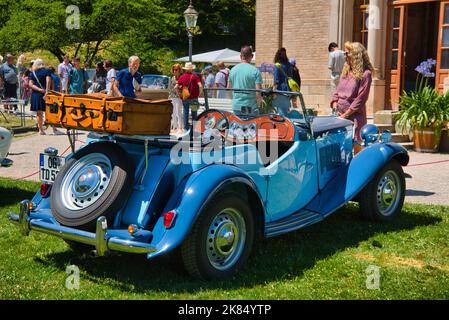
86,132,183,191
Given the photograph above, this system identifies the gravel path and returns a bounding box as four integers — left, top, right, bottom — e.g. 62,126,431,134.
404,151,449,206
0,128,86,181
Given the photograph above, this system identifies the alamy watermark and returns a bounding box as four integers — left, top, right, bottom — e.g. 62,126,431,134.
65,265,80,290
365,265,380,290
66,5,80,30
366,4,381,31
169,125,282,176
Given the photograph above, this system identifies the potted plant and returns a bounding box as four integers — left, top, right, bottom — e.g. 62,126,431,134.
397,59,449,152
437,90,449,153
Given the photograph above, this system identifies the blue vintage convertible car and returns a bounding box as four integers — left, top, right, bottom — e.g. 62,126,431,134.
9,89,409,280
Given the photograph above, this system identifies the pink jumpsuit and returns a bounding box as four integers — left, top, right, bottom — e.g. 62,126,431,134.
331,70,372,141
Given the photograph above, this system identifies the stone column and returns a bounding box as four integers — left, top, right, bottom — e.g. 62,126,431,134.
367,0,384,78
367,0,387,116
444,77,449,94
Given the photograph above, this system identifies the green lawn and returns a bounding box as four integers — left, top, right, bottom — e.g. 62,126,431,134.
0,177,448,299
0,113,36,129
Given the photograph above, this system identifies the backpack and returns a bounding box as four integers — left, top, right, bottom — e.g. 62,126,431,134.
275,63,300,92
218,70,229,88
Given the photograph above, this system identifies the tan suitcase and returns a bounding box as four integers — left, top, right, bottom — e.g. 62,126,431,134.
45,92,173,135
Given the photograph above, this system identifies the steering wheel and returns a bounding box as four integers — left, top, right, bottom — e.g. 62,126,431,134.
196,109,229,142
195,109,230,133
268,114,285,122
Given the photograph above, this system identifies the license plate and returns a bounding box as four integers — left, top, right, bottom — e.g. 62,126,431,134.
39,154,65,183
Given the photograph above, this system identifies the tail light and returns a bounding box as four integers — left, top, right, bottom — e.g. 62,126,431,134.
128,224,138,235
163,211,176,229
40,183,51,197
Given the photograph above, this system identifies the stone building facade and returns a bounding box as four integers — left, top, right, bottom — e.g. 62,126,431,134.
256,0,449,116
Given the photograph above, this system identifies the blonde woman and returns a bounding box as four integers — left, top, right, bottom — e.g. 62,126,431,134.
330,42,373,151
169,64,184,135
17,54,28,109
29,59,62,135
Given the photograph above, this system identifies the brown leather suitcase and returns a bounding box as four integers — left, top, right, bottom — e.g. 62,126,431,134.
45,92,173,135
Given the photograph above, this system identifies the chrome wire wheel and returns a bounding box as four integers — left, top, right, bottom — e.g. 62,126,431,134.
376,170,401,217
206,208,246,271
60,153,112,211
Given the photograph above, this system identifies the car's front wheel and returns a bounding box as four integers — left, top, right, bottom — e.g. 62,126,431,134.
359,160,406,222
181,193,255,280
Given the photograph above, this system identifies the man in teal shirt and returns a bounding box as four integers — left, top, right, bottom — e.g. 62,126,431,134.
68,57,88,94
228,46,262,115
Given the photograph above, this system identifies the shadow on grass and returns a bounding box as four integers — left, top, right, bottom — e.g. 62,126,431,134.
0,185,38,207
406,189,435,197
34,204,442,295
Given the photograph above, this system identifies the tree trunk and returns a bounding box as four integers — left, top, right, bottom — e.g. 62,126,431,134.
85,42,91,67
87,40,103,65
50,48,65,62
74,43,82,58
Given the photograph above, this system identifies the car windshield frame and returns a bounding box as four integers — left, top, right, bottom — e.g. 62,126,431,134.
141,75,169,89
202,88,312,131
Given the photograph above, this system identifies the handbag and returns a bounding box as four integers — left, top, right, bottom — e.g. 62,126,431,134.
276,63,300,92
33,71,47,101
181,74,192,100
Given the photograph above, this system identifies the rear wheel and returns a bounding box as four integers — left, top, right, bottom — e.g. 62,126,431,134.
359,160,405,222
181,193,255,280
51,142,134,230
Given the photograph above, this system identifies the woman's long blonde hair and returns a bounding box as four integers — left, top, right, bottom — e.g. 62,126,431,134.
341,42,374,80
17,54,26,67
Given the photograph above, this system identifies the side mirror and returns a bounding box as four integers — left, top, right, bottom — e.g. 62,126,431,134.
380,130,392,143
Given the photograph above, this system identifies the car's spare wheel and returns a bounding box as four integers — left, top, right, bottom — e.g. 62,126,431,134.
51,141,134,231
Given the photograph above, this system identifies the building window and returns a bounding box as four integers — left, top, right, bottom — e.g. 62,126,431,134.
354,0,370,48
390,7,401,70
441,3,449,69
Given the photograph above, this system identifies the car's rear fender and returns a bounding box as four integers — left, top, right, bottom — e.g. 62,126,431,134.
305,142,409,216
147,164,266,259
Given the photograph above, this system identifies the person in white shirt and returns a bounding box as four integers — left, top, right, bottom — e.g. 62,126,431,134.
328,42,346,93
214,61,230,99
57,55,73,93
203,65,215,98
104,59,116,95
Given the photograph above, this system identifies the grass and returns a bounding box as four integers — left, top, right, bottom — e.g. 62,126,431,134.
22,50,60,70
0,113,36,129
0,177,448,300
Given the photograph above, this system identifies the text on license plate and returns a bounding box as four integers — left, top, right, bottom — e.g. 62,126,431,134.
39,154,65,183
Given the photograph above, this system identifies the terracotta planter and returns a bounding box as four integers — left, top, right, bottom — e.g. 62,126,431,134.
413,127,441,153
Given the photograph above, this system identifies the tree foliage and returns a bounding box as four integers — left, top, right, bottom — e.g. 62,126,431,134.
0,0,255,73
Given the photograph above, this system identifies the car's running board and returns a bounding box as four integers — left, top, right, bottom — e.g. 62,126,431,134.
265,210,322,238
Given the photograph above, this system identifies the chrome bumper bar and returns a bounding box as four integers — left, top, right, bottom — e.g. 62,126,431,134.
8,200,156,256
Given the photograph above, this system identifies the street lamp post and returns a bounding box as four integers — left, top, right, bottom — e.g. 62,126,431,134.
183,0,199,63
